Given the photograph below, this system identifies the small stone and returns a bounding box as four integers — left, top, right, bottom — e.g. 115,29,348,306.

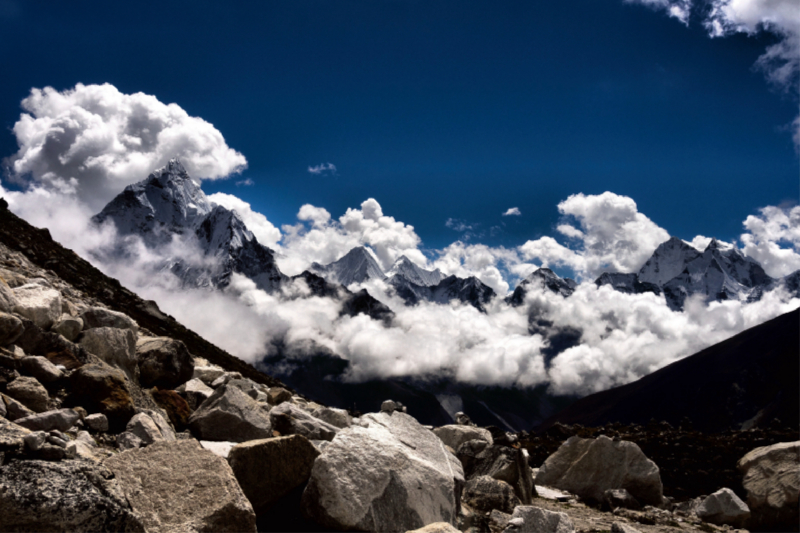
0,312,24,346
84,413,109,432
200,440,236,459
192,365,225,385
126,412,165,446
267,386,292,405
51,314,83,342
210,371,242,388
116,431,143,451
47,435,68,448
66,440,98,461
78,327,138,382
380,399,398,413
6,376,50,412
23,430,47,451
2,392,35,420
697,487,751,527
20,355,63,383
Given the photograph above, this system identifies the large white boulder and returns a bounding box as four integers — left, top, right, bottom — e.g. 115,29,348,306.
12,283,61,330
0,279,18,314
434,424,493,451
738,440,799,530
535,435,663,506
301,411,465,532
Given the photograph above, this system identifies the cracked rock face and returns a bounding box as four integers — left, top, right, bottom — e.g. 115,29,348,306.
103,440,256,533
0,459,145,532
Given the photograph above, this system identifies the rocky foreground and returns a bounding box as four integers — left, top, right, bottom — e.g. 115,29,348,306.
0,203,798,532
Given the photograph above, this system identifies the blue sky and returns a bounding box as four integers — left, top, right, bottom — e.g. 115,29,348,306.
0,0,797,252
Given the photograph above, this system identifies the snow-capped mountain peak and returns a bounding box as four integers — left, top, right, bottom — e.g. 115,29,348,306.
387,256,446,287
310,246,387,287
637,236,701,286
93,158,286,293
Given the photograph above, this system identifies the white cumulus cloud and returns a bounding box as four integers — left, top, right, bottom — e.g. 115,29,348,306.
503,207,521,216
308,162,337,175
4,83,247,211
520,192,670,280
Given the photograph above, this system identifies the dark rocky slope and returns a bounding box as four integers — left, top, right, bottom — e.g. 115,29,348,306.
0,202,285,390
538,307,799,433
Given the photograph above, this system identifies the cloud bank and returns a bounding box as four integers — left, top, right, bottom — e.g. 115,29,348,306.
3,83,247,211
2,82,799,398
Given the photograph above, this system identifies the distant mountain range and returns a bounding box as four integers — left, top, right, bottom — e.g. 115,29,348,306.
91,160,800,430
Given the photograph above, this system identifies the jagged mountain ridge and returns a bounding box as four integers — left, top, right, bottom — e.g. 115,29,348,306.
310,246,386,286
591,236,796,309
93,159,286,293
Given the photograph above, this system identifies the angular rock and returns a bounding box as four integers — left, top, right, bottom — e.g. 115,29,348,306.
0,311,24,346
502,506,575,533
103,440,256,533
151,388,192,429
738,440,800,531
24,430,47,451
311,406,352,428
463,475,521,514
211,371,243,388
434,424,493,451
535,435,663,506
79,327,138,382
301,411,465,532
187,382,272,442
66,440,98,461
20,355,63,383
201,440,236,459
0,459,144,531
15,319,90,369
51,314,83,342
117,431,143,451
47,434,68,448
85,413,109,432
407,523,461,533
488,510,512,533
179,377,214,410
697,487,750,527
457,440,536,505
0,279,18,314
192,364,225,385
14,408,81,432
80,306,138,333
136,336,194,389
126,412,166,446
228,435,320,514
12,283,62,330
270,402,339,441
267,386,292,405
5,375,49,412
0,417,31,451
603,488,641,511
69,363,135,431
1,392,35,420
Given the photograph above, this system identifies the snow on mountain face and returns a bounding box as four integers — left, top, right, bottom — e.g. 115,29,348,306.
507,268,577,306
93,158,286,293
386,256,446,287
310,246,387,287
637,237,701,286
93,159,212,247
599,236,778,310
